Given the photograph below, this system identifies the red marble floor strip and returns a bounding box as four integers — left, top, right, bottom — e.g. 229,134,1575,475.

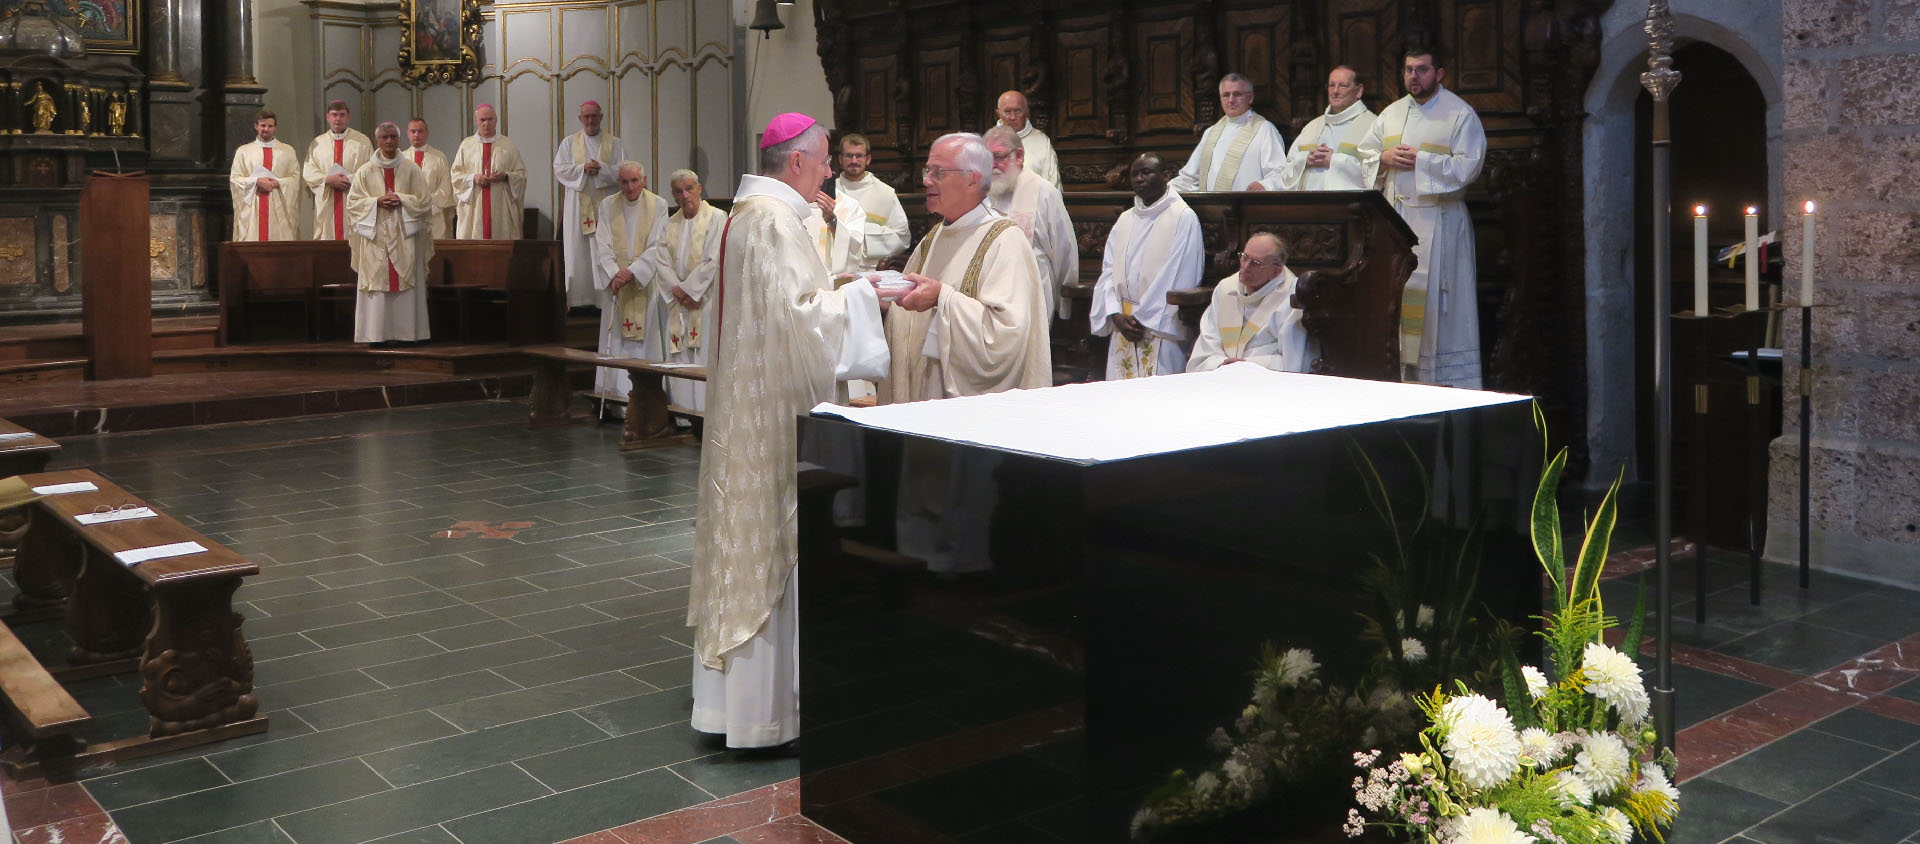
732,814,857,844
1716,680,1864,740
13,810,129,844
1,782,107,830
1859,693,1920,726
1807,637,1920,696
556,832,628,844
609,780,798,844
1674,719,1775,782
1667,641,1806,689
805,796,957,844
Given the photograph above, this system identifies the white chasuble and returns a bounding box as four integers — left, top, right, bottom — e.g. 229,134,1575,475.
554,131,627,307
1169,111,1288,192
690,174,887,745
835,173,910,270
1188,269,1315,373
803,191,868,276
408,144,457,240
450,135,528,240
648,201,724,411
228,140,301,241
1356,86,1487,388
346,155,433,343
1089,191,1204,379
880,201,1053,404
304,129,373,240
1276,100,1375,192
988,169,1079,321
590,191,664,398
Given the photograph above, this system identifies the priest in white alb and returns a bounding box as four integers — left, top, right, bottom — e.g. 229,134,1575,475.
304,99,372,240
803,183,868,276
1276,66,1375,192
1357,45,1487,388
450,104,528,240
834,133,910,270
1091,153,1205,378
984,124,1078,321
1169,74,1288,192
648,168,724,412
994,90,1060,189
554,101,627,307
406,118,456,239
1188,232,1315,373
591,161,665,400
345,123,433,346
689,113,892,749
228,108,300,242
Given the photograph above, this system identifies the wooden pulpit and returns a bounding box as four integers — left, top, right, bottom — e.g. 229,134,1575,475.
80,171,153,379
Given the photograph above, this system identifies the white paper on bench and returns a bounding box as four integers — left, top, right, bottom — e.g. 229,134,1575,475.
115,541,207,566
75,507,157,525
31,481,98,495
0,431,37,441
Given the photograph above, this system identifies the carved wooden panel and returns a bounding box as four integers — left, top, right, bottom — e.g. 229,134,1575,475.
918,45,966,138
1440,0,1523,113
982,29,1035,118
855,55,898,147
1251,222,1347,266
1224,5,1293,129
1054,23,1111,140
1132,17,1194,133
1327,0,1400,112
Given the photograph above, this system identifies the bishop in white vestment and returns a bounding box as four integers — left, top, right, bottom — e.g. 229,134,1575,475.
346,123,433,344
450,104,528,240
689,114,891,749
229,109,300,242
647,169,724,411
554,101,628,307
1169,75,1288,192
1189,233,1315,373
995,90,1061,188
591,162,666,399
1277,67,1375,192
406,119,457,239
1357,50,1487,388
985,125,1078,321
834,133,910,269
1091,153,1205,379
303,100,373,240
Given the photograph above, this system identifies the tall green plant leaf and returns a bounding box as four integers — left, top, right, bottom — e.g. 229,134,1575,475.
1531,449,1569,608
1496,627,1538,729
1624,573,1651,665
1570,469,1624,610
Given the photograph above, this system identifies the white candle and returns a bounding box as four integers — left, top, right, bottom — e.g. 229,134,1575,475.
1694,206,1709,315
1801,201,1816,306
1744,206,1760,311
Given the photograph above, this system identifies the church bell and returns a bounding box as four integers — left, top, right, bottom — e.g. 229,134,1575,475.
748,0,785,37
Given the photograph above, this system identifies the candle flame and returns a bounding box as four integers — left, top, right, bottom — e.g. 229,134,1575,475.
1694,205,1706,216
1804,200,1816,214
1745,206,1758,216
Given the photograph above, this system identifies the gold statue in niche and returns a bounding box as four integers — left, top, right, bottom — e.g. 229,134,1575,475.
28,83,56,133
78,94,90,134
108,93,126,135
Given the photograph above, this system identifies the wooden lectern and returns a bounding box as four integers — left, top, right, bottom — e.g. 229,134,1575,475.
80,172,153,379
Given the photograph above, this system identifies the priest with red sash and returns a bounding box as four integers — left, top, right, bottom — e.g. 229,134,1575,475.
449,103,527,240
346,122,434,346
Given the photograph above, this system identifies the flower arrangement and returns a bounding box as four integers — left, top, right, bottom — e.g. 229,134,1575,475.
1345,410,1680,844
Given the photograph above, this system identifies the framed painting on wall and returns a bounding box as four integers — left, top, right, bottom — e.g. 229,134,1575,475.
398,0,481,83
0,0,140,53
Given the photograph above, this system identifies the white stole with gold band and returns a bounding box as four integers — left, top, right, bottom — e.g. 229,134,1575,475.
1106,196,1189,377
1218,272,1293,358
611,192,661,341
572,132,608,235
664,202,716,353
1193,116,1261,191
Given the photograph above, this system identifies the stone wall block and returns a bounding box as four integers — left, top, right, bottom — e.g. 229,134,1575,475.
1809,368,1864,439
1891,0,1920,42
1782,134,1866,202
1839,54,1920,127
1860,372,1920,441
1783,60,1831,131
1765,441,1865,538
1784,0,1871,50
1827,209,1920,284
1858,450,1920,543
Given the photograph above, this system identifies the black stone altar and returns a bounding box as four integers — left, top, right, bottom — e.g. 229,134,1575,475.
797,380,1540,843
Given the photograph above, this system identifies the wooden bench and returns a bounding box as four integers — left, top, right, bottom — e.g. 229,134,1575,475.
0,618,91,760
522,345,707,451
0,417,59,477
4,469,266,773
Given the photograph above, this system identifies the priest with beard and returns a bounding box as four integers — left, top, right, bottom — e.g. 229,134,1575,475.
983,124,1077,322
228,108,300,241
345,122,434,346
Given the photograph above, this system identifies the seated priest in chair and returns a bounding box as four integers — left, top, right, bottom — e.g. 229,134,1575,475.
1188,232,1316,373
346,122,434,346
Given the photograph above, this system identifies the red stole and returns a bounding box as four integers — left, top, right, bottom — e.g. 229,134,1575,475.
383,167,399,292
260,145,273,241
332,138,346,238
480,141,494,240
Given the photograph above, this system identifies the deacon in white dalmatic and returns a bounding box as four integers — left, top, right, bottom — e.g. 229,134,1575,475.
1091,153,1205,379
647,169,724,412
554,100,628,307
1356,45,1487,388
345,122,434,345
984,124,1078,321
993,90,1060,189
590,161,665,399
304,99,372,240
404,118,457,239
450,104,528,240
1169,74,1288,192
1276,66,1375,192
1188,232,1316,373
688,113,893,749
228,108,300,242
833,133,910,270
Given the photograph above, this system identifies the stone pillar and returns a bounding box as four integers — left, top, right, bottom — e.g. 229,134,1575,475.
1764,0,1920,589
146,0,184,84
219,0,267,154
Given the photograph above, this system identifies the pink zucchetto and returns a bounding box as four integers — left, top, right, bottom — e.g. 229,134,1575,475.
759,112,817,149
580,100,601,111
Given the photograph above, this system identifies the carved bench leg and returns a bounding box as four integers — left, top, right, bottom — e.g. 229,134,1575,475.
527,358,573,428
141,578,258,738
67,546,149,664
621,372,684,450
13,508,76,612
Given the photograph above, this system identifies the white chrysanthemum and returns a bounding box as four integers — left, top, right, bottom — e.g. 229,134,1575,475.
1551,770,1593,807
1582,642,1649,724
1636,762,1681,807
1417,604,1436,629
1194,771,1221,797
1444,807,1536,844
1130,807,1159,840
1600,807,1633,844
1438,695,1522,790
1275,648,1320,688
1572,731,1633,794
1402,638,1429,663
1521,665,1551,700
1518,727,1562,766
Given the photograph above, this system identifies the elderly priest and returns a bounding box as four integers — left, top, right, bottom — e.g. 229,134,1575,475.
1169,74,1287,193
1276,66,1375,192
984,124,1077,322
450,104,528,240
591,162,666,400
1091,153,1204,378
1188,232,1315,373
228,108,300,242
345,123,434,346
554,100,628,308
689,113,892,749
648,169,725,412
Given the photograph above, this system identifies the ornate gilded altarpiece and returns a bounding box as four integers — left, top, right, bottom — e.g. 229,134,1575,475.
816,0,1616,468
397,0,483,82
